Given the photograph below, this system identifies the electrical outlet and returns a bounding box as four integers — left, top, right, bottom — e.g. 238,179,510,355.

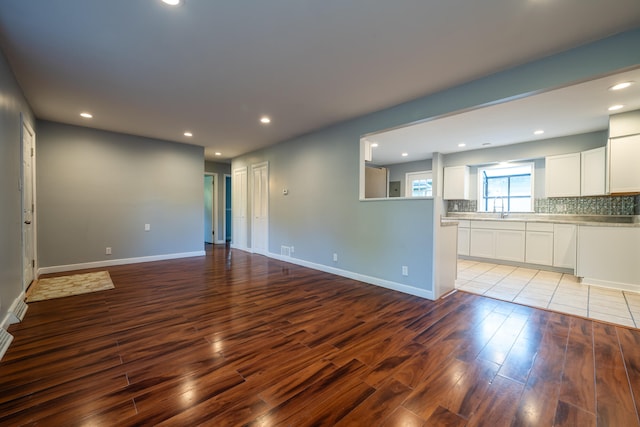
290,246,295,254
402,266,408,276
333,253,338,262
106,247,112,255
144,223,151,231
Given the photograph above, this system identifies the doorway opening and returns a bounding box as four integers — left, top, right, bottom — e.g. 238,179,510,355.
224,174,231,243
21,117,36,292
204,173,218,244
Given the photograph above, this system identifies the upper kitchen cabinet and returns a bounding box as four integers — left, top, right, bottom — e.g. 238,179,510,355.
608,134,640,193
443,166,469,200
580,147,606,196
608,110,640,194
545,153,581,197
546,147,607,197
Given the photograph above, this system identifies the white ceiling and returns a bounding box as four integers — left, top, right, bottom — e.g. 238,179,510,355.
366,67,640,165
0,1,639,161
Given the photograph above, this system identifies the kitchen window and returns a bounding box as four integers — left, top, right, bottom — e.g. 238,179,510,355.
478,163,534,212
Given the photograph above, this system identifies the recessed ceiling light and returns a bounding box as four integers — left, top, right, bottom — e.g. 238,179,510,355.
534,130,544,135
401,152,408,157
371,143,379,148
609,81,633,91
80,112,92,119
260,116,271,124
458,143,466,147
184,131,193,137
608,104,624,111
214,152,222,156
161,0,181,5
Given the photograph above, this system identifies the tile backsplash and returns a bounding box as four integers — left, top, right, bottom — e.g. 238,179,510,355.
447,195,640,215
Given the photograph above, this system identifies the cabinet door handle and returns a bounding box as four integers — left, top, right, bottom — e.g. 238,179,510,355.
24,220,31,225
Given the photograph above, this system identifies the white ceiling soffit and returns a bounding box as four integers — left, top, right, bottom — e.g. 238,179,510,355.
366,68,640,165
0,1,639,160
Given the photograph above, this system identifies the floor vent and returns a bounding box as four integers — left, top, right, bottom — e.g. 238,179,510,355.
6,298,29,326
0,328,14,361
280,246,291,257
13,299,28,322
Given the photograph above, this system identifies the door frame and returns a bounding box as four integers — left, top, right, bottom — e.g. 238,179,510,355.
232,166,248,250
21,114,37,290
250,161,269,255
204,172,218,244
223,173,231,243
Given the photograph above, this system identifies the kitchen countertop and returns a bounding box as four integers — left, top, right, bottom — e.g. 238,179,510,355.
442,213,640,227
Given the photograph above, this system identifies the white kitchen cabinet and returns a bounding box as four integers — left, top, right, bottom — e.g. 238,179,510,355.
457,221,470,256
525,222,554,266
608,134,640,194
495,230,526,262
553,224,576,269
545,152,581,197
577,225,640,291
443,166,469,200
469,221,525,261
580,147,606,196
469,228,495,259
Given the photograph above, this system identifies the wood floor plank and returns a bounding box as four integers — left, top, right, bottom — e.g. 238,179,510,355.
553,400,596,427
558,318,596,414
466,374,524,427
593,322,640,426
1,245,638,425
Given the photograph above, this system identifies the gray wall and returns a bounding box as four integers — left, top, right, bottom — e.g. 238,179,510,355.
0,46,35,323
233,124,435,292
204,160,231,242
444,131,607,199
232,28,640,296
36,121,204,267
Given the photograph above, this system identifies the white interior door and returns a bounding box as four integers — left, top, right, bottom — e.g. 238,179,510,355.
22,120,36,290
251,162,269,254
406,171,433,197
232,167,248,250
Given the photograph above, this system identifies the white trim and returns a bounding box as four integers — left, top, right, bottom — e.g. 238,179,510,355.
580,277,640,293
1,292,27,329
267,252,435,300
37,251,205,275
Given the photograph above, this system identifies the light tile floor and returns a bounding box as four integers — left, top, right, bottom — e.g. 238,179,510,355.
456,259,640,329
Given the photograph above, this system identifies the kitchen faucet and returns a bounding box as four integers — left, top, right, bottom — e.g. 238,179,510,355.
500,197,508,218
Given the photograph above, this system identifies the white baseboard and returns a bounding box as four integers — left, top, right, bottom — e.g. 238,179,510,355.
581,277,640,293
267,252,434,300
1,292,27,330
38,251,206,275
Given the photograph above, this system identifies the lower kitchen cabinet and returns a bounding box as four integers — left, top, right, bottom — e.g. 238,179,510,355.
495,230,525,262
525,232,554,266
577,225,640,290
469,221,525,261
553,224,576,269
458,224,470,256
469,228,495,259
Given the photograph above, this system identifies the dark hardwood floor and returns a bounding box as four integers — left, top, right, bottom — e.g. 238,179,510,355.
1,245,639,426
